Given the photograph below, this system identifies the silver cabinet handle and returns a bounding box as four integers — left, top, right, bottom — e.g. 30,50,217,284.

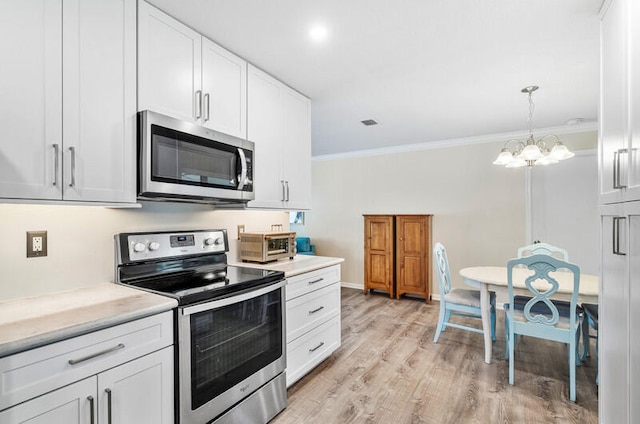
308,278,324,285
285,181,290,202
309,342,325,352
613,216,626,256
68,343,125,365
52,144,59,186
87,396,95,424
105,388,113,424
195,90,202,120
68,146,76,187
614,149,628,189
203,92,210,122
308,306,325,315
281,180,286,201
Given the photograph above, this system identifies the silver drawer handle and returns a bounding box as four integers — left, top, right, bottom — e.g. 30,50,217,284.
308,278,324,285
87,396,95,424
309,306,325,315
68,343,125,365
309,342,325,353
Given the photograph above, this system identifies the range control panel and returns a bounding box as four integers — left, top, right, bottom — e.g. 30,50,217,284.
117,230,228,263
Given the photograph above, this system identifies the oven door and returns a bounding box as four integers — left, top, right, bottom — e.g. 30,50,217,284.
178,280,286,424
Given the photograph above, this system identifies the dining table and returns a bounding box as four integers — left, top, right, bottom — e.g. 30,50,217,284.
459,266,599,364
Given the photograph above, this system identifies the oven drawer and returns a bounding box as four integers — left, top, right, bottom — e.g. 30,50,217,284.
286,314,341,387
0,311,173,411
286,283,340,342
286,265,341,301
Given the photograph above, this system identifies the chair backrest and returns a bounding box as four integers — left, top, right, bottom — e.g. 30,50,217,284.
517,242,569,261
433,242,453,296
507,254,580,329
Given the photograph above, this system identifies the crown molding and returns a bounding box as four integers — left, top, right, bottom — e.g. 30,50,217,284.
312,121,598,162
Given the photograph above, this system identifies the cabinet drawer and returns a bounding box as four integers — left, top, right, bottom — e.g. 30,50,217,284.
286,315,341,387
286,265,341,301
286,283,340,342
0,311,173,411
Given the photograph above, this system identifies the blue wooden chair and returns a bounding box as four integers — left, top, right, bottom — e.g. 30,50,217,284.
504,254,581,402
580,303,598,384
432,242,496,343
517,242,569,261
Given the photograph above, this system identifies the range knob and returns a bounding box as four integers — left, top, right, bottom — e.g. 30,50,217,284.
204,237,224,247
148,241,160,251
133,242,146,253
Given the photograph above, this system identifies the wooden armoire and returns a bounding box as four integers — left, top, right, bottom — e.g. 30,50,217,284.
363,214,432,303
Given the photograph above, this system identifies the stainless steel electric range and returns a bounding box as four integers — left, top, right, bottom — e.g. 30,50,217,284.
114,229,287,424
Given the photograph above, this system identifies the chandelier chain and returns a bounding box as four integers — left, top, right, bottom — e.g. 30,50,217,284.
527,90,535,137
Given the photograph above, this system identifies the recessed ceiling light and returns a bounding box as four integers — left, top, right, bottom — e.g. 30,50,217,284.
361,119,378,126
309,24,328,42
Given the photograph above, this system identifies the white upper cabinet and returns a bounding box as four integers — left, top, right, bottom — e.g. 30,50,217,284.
600,0,640,204
248,65,311,210
138,1,247,138
201,38,247,138
0,0,137,203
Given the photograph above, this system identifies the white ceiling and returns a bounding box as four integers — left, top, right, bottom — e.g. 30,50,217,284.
147,0,602,157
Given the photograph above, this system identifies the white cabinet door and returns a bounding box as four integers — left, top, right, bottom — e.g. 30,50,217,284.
599,0,627,204
0,377,95,424
600,207,630,424
628,205,640,423
247,65,286,208
628,0,640,201
201,38,247,138
138,0,202,124
0,0,62,200
62,0,136,203
282,88,312,210
98,347,174,424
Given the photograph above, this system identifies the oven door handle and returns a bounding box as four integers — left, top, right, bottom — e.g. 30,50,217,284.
181,279,286,316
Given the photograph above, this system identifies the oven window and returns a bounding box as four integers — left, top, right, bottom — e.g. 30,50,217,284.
150,124,239,189
189,288,283,409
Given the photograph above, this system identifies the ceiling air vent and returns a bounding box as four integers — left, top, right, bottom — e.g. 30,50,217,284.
361,119,378,126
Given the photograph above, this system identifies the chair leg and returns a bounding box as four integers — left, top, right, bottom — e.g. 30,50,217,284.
490,300,496,341
433,303,447,343
508,324,515,385
581,316,590,361
569,336,576,402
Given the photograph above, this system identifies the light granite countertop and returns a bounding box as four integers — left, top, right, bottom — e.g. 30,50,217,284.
0,283,177,358
230,255,344,277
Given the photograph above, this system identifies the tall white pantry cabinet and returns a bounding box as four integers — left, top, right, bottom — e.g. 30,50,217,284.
599,0,640,422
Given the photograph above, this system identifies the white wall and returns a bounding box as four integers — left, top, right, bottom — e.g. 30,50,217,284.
298,132,598,296
531,149,599,275
0,202,289,301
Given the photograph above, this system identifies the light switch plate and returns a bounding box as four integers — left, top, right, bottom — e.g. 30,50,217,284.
27,231,47,258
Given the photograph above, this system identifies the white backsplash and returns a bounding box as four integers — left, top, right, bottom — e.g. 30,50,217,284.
0,202,290,301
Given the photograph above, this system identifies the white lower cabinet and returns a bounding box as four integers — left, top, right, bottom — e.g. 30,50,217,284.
0,312,174,424
285,265,341,387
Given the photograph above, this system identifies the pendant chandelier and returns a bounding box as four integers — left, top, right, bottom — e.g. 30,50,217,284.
493,86,575,168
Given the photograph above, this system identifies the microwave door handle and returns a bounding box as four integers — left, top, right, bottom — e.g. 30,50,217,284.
237,148,247,190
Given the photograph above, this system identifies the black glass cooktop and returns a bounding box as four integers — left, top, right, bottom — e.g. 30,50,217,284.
118,254,284,306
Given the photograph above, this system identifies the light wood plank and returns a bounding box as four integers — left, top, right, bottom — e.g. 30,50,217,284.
272,288,598,424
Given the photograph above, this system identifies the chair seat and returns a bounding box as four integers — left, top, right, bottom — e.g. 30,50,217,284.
445,288,495,308
504,304,576,330
510,295,582,318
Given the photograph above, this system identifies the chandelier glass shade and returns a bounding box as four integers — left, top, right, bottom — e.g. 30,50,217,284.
493,86,575,168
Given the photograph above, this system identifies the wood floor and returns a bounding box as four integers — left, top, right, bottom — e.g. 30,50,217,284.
271,287,598,424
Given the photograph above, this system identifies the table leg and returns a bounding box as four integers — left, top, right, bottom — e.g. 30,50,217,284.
479,283,492,363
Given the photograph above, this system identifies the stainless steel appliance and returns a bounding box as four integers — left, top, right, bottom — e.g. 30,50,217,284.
114,229,286,424
138,110,254,204
239,231,297,263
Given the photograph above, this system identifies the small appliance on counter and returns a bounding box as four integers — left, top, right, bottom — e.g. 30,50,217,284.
239,231,296,263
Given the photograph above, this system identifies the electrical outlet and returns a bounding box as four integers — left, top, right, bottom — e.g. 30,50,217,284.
27,231,47,258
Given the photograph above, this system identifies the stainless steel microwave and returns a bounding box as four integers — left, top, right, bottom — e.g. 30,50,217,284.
138,110,254,204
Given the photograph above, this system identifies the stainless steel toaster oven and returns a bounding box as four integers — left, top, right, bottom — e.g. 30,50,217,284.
239,231,296,263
